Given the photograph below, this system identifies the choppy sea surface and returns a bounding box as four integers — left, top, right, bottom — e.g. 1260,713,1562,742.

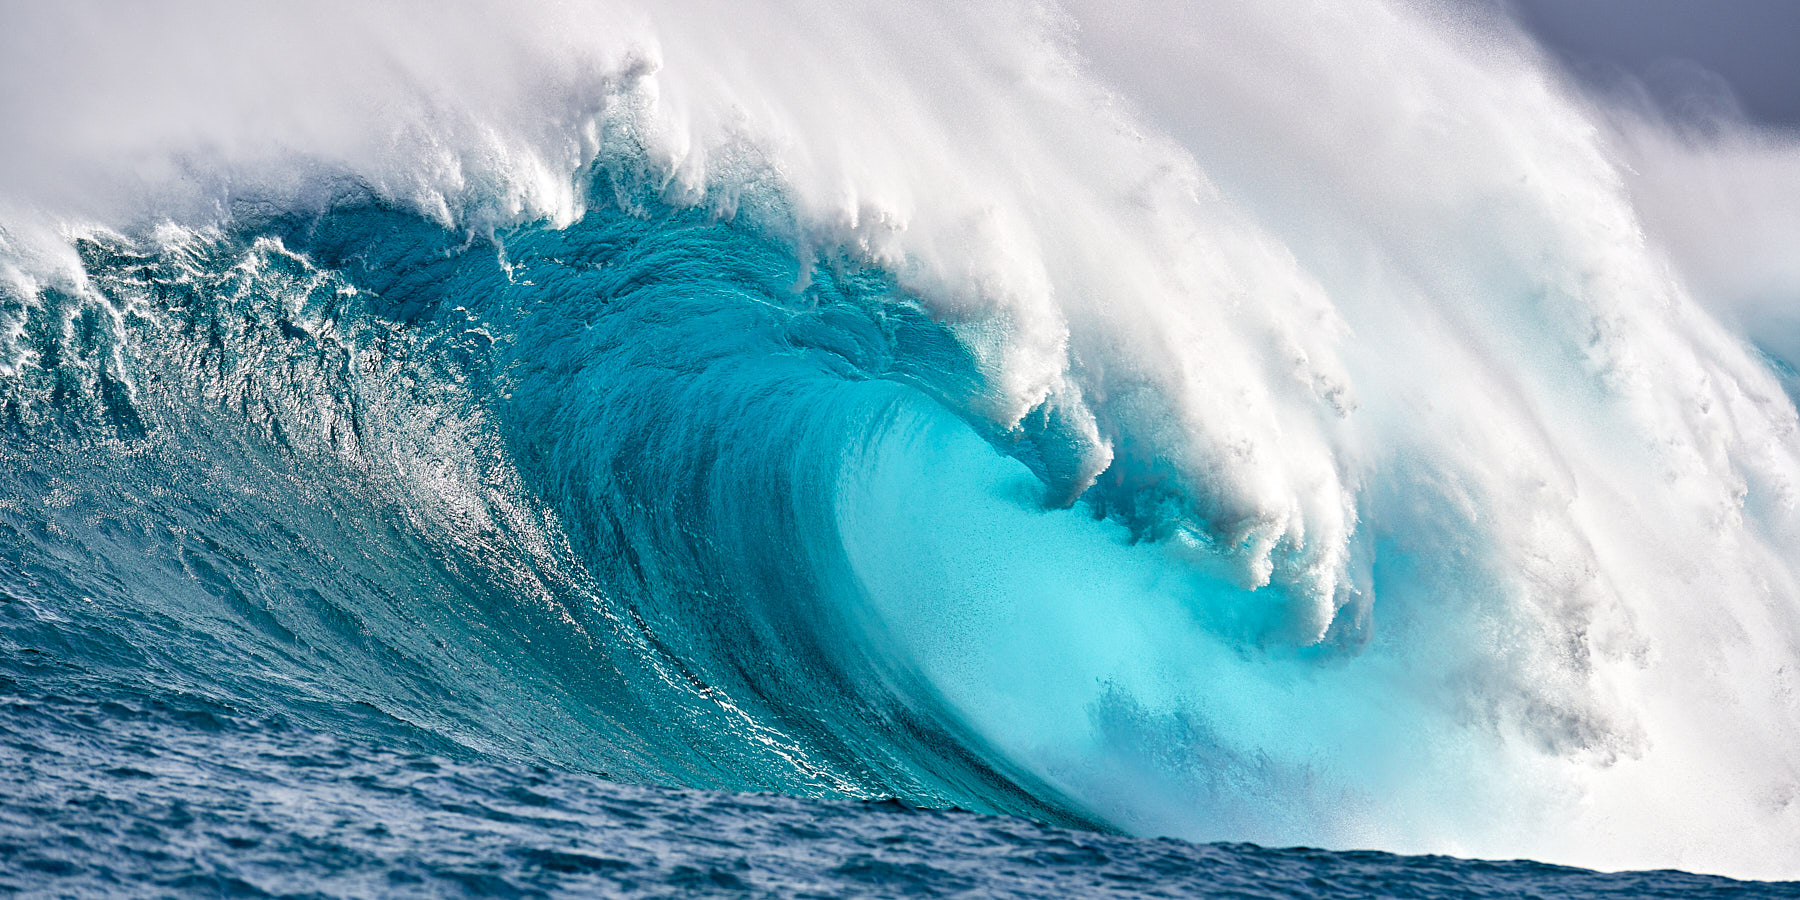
4,649,1795,899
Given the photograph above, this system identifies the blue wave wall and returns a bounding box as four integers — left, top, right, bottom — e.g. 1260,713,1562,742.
0,176,1114,830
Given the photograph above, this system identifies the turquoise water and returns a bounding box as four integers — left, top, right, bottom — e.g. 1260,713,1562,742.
2,166,1797,894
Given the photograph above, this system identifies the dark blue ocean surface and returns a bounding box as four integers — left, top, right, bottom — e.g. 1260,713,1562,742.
1,184,1796,897
2,644,1792,899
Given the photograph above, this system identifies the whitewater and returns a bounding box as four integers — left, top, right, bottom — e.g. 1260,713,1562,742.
2,0,1799,892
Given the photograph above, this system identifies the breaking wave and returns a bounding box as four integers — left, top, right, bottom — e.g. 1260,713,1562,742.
3,0,1799,880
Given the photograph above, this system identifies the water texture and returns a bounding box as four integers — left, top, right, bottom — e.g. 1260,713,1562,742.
3,637,1791,897
3,0,1800,893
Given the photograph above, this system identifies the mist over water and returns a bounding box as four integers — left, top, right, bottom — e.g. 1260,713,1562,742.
3,0,1799,883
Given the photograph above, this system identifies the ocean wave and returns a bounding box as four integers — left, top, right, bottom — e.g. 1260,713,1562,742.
2,0,1799,880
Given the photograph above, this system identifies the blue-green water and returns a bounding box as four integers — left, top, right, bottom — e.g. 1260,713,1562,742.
2,187,1795,895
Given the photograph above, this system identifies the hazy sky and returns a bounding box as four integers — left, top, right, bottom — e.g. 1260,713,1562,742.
1498,0,1800,127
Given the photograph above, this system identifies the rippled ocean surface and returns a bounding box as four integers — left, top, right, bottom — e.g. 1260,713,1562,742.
4,654,1794,899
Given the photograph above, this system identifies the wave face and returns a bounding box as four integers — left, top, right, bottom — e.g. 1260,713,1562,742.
4,0,1800,882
